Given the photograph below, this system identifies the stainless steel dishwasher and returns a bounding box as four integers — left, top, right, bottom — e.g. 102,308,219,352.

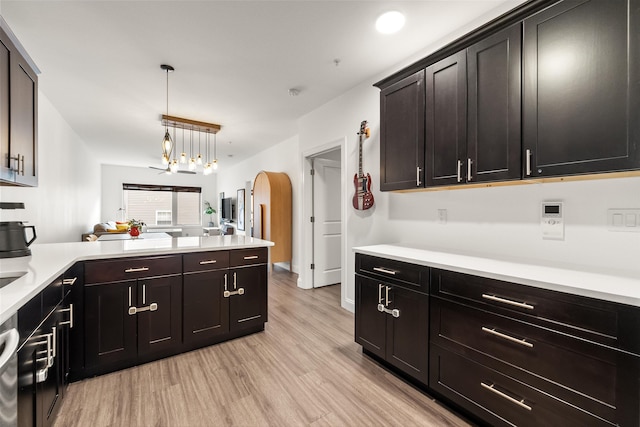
0,313,19,427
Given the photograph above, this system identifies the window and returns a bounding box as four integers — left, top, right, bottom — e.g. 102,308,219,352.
123,183,201,226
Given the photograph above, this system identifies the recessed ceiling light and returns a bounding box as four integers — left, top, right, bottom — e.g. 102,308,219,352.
376,11,405,34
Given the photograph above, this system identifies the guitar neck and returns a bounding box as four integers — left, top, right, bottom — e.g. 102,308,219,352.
358,135,363,177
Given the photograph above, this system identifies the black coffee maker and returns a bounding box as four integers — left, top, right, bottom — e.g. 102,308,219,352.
0,202,37,258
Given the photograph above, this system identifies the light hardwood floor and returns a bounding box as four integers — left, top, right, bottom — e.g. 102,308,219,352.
54,267,472,427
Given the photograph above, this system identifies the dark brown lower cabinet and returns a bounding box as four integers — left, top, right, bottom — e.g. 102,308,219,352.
355,275,429,384
17,279,66,427
183,269,229,346
84,274,182,374
229,265,268,332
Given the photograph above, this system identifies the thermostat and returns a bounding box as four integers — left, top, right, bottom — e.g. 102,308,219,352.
541,201,564,240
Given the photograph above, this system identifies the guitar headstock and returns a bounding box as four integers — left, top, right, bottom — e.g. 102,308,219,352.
358,120,370,139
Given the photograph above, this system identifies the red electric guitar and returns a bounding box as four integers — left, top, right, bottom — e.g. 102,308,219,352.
353,120,374,210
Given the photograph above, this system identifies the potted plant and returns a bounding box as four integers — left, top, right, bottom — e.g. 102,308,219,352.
204,201,216,227
127,219,144,238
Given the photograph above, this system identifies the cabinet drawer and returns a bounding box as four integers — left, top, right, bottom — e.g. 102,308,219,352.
431,297,619,422
430,345,611,427
356,254,428,293
229,248,268,267
184,251,229,272
85,255,182,283
430,269,638,352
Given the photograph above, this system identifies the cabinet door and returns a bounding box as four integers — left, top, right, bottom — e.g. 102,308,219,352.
426,50,467,186
467,24,522,183
183,270,229,346
228,265,267,332
85,281,137,369
386,286,429,384
10,47,37,186
380,70,425,191
137,275,182,358
354,276,386,359
0,36,10,183
17,331,42,427
523,0,639,177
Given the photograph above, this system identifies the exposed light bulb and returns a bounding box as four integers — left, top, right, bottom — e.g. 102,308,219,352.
196,154,203,165
169,160,178,173
161,154,169,165
180,152,187,163
203,163,212,175
212,160,218,170
189,158,196,171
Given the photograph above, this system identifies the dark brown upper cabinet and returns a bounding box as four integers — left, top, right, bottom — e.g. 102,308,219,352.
425,51,467,186
0,19,38,187
467,24,522,184
426,24,522,187
379,70,425,191
522,0,639,177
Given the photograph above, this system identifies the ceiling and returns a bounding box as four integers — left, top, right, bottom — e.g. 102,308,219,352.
1,0,526,170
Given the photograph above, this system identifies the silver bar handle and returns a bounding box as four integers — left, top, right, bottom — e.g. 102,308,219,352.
378,284,384,304
199,260,217,265
224,288,245,298
51,326,57,361
457,160,462,183
243,255,259,260
233,272,237,290
373,267,396,276
467,158,472,181
482,327,533,348
525,149,532,176
128,303,158,315
124,267,149,273
385,286,391,306
59,304,74,329
416,167,422,186
482,294,534,310
143,284,146,304
377,304,400,318
224,273,228,291
62,277,78,286
481,382,532,411
20,155,24,175
128,286,132,307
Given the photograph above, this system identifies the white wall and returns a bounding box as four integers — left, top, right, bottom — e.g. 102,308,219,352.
100,164,217,236
216,135,300,271
0,93,101,243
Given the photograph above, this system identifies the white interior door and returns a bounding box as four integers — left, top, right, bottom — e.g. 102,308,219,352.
312,158,342,287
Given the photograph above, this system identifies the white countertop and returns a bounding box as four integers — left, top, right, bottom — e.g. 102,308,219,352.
353,243,640,308
0,235,274,324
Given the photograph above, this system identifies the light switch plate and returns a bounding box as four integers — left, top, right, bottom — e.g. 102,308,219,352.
607,209,640,232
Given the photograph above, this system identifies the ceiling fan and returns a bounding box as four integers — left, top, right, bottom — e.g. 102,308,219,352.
148,166,195,175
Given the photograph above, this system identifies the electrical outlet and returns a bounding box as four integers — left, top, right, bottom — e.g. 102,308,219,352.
608,209,640,232
438,209,447,225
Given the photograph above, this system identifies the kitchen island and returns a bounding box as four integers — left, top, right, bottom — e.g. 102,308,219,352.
0,234,273,324
2,235,273,427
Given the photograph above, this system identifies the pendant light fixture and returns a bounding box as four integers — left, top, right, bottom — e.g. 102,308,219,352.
160,64,175,165
212,131,218,170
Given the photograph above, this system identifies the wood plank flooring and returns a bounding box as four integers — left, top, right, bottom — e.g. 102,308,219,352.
54,267,472,427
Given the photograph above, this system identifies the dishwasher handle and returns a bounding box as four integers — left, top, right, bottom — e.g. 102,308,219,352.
0,328,19,376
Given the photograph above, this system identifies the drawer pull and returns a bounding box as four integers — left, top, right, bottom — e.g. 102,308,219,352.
377,304,400,318
243,255,259,260
224,288,245,298
62,277,78,286
481,382,532,411
59,304,74,329
482,294,534,310
482,327,533,348
378,284,384,304
199,260,217,265
373,267,397,276
125,267,150,273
